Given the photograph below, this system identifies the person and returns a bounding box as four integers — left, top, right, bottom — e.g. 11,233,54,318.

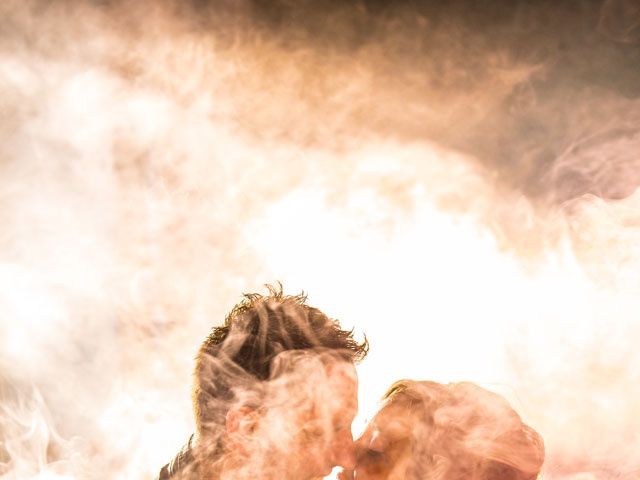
157,284,368,480
342,380,544,480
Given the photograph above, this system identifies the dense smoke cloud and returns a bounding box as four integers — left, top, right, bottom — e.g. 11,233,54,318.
0,0,639,478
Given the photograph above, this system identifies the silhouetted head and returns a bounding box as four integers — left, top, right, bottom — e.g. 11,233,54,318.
193,283,368,479
350,380,544,480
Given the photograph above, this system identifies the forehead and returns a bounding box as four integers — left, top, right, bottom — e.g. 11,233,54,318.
326,360,357,387
318,360,358,408
266,357,358,415
363,401,415,442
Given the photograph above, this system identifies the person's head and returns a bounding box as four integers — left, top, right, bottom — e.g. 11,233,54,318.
193,284,368,479
350,380,544,480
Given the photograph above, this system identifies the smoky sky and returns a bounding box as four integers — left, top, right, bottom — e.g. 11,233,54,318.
250,0,640,202
3,0,639,209
150,0,640,200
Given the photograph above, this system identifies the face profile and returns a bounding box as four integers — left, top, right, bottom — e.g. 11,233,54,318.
351,399,414,480
157,285,368,480
346,380,545,480
291,360,358,478
250,351,359,480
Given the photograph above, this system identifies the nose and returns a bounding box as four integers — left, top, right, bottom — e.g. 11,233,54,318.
331,427,356,470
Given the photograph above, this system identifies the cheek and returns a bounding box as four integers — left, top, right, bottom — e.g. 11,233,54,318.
355,463,389,480
386,457,411,480
293,422,331,463
355,442,412,480
388,444,414,480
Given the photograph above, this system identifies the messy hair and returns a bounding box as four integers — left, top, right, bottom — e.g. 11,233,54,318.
382,380,545,480
192,283,368,437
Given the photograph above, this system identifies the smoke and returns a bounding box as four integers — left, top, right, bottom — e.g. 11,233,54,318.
0,0,639,478
598,0,640,44
224,350,358,480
